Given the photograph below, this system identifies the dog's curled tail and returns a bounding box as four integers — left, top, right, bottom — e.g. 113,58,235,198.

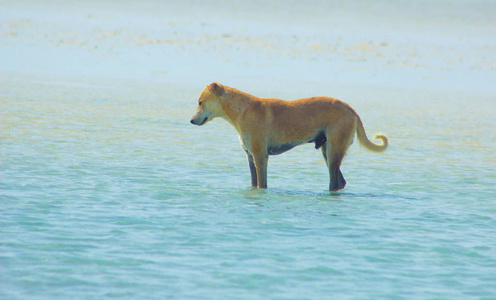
355,116,388,152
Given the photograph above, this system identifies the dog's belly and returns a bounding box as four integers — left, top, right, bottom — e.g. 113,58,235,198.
267,142,300,155
267,130,327,155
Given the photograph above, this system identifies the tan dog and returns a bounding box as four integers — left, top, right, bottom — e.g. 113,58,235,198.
190,82,388,191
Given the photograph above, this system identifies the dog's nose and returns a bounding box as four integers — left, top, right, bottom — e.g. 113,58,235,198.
190,119,195,124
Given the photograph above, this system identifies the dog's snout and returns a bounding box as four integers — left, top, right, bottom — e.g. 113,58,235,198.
190,119,194,124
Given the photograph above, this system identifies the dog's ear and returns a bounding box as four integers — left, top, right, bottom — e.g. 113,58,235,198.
208,82,225,97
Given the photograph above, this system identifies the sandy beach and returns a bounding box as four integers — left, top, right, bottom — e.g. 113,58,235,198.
1,0,495,93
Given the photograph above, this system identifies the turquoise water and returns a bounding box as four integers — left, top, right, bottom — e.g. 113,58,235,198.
2,1,496,299
2,78,495,299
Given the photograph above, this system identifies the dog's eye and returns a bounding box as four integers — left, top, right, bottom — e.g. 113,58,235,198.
198,101,203,106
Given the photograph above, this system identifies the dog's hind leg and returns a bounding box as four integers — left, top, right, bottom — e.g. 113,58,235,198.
325,124,354,191
326,142,346,191
245,151,258,187
322,142,345,190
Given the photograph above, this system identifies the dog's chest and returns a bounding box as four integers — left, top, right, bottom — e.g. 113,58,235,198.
238,134,250,152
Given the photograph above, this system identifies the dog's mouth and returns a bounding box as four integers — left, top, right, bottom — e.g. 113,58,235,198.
191,116,208,126
198,117,207,125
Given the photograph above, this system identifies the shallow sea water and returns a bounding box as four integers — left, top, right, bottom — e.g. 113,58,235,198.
1,1,496,299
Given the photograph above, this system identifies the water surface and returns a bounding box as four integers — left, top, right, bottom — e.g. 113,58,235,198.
1,1,495,299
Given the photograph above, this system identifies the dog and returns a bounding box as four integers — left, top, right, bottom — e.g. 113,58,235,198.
190,82,388,191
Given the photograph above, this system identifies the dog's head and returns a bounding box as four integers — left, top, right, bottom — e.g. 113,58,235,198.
190,82,226,126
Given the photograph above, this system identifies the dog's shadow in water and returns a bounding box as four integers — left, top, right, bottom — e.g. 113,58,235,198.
241,187,342,200
241,187,416,202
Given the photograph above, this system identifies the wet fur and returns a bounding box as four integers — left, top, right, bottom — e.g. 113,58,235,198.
190,82,388,191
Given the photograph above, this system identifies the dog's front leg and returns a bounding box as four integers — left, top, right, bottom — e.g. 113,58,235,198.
245,151,258,187
252,152,268,189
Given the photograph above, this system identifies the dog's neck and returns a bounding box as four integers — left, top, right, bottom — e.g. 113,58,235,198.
220,87,257,129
